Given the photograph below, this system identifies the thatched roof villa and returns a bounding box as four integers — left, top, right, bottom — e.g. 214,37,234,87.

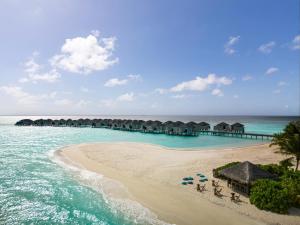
213,122,230,132
219,161,276,195
231,122,245,133
198,122,210,131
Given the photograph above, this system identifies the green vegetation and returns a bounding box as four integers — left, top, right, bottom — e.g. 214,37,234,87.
270,120,300,171
250,164,300,214
258,163,287,176
250,179,291,214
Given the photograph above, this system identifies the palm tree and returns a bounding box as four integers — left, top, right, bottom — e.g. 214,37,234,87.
270,120,300,171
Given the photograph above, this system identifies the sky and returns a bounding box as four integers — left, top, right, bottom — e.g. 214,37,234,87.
0,0,299,116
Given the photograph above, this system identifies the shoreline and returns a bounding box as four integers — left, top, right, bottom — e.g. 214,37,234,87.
54,142,300,225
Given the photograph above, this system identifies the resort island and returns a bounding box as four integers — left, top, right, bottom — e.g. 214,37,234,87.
16,118,300,225
0,1,299,225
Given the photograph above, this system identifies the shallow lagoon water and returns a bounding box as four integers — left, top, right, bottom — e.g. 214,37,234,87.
0,116,297,224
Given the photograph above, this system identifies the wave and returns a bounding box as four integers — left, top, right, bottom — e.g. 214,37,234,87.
48,148,173,225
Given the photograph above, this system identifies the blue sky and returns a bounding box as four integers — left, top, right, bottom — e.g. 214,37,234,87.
0,0,299,116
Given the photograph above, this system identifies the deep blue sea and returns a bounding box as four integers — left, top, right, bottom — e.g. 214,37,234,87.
0,115,298,224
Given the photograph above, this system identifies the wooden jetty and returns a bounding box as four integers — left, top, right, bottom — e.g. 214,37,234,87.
199,130,273,140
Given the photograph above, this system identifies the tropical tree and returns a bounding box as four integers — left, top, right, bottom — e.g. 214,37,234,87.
270,120,300,171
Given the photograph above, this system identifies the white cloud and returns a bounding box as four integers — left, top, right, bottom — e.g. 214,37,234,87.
104,78,128,87
224,36,240,55
278,81,287,86
292,35,300,50
242,75,253,81
233,94,239,99
211,88,224,97
54,99,73,106
0,86,56,105
170,74,232,92
171,94,186,99
51,32,118,74
76,100,91,108
127,74,141,81
273,89,281,94
265,67,279,75
154,88,168,94
80,87,90,93
258,41,276,54
104,74,141,87
100,99,116,107
117,92,134,101
20,57,61,83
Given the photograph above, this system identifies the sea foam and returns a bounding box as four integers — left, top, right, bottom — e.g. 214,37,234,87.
49,148,173,225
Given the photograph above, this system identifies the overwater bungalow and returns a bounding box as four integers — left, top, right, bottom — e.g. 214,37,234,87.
219,161,276,195
111,119,122,129
33,119,44,126
83,119,92,127
164,121,175,135
171,121,185,135
45,119,53,126
142,120,154,133
52,120,60,127
92,119,102,127
152,120,163,133
131,120,144,131
124,120,133,130
15,119,33,126
231,123,245,133
101,119,110,128
185,122,199,135
198,122,210,131
213,122,230,132
59,119,67,126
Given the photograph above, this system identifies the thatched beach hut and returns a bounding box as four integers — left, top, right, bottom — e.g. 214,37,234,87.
219,161,276,195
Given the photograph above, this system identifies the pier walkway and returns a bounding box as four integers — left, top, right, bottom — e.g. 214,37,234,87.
199,130,273,140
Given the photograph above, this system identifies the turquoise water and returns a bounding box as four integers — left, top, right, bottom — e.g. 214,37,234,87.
0,116,298,224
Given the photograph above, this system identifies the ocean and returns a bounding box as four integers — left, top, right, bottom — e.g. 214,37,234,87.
0,115,298,224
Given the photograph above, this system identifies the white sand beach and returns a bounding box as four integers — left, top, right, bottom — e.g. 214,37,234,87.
56,142,300,225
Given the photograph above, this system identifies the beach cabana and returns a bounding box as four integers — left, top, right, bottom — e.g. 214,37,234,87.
219,161,276,195
231,123,245,133
213,122,230,132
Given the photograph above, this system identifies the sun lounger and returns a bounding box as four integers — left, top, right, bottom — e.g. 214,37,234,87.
235,195,240,202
